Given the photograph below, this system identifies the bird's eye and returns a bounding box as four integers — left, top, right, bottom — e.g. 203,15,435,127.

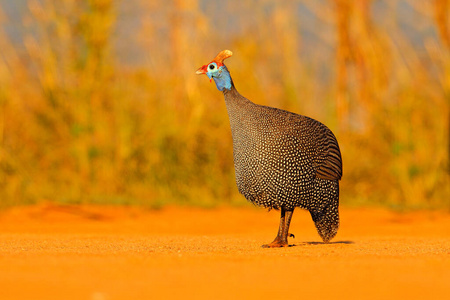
209,64,215,70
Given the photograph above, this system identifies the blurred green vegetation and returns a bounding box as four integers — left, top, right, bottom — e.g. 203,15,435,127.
0,0,449,209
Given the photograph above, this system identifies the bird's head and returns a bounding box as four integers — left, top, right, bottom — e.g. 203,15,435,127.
196,50,233,91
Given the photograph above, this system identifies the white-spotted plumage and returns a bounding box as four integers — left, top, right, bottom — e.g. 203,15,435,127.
224,85,342,243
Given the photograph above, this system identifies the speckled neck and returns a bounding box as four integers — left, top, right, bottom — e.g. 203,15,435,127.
223,84,253,109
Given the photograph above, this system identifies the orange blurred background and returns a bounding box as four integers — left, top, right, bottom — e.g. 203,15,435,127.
0,0,448,209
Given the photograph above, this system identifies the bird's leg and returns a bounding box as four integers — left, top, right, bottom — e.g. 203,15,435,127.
262,208,294,248
261,209,285,248
281,209,294,244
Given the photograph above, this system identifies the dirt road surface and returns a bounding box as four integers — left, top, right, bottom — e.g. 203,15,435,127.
0,204,449,300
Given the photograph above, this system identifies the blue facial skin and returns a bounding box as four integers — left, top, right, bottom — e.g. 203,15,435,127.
206,63,232,91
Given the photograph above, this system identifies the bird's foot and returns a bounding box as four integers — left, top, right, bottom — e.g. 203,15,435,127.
261,239,288,248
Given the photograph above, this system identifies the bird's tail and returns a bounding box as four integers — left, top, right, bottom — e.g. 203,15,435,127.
309,179,340,243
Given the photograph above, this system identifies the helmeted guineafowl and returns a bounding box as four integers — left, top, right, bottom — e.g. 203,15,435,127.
196,50,343,247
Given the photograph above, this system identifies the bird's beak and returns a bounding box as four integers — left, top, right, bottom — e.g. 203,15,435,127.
196,64,208,75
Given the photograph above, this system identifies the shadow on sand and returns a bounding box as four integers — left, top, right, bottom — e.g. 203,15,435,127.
288,240,354,247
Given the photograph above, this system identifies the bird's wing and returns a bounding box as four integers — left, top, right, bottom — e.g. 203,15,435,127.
315,125,342,180
299,116,343,181
260,107,343,181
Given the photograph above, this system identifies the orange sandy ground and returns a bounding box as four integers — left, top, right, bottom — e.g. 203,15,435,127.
0,204,449,300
